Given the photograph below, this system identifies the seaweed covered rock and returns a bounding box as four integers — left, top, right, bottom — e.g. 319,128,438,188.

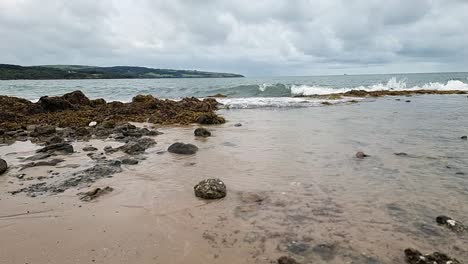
196,113,225,125
0,91,225,131
0,158,7,175
194,127,211,137
37,96,74,112
194,178,226,199
168,142,198,155
404,248,460,264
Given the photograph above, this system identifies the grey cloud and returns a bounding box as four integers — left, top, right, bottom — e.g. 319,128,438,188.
0,0,467,76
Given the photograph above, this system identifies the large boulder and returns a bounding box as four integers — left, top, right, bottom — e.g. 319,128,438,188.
119,137,156,155
194,178,226,199
62,90,91,106
37,96,74,112
0,158,7,175
168,142,198,154
194,127,211,137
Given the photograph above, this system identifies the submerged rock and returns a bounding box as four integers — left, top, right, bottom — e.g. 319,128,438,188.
36,142,74,154
168,142,198,155
234,123,242,127
121,158,139,165
0,158,7,175
356,151,369,159
119,137,156,155
404,248,460,264
277,256,298,264
196,114,225,125
194,178,226,199
82,146,98,152
194,127,211,137
78,186,114,201
436,215,466,233
461,136,467,140
21,159,64,170
394,152,408,156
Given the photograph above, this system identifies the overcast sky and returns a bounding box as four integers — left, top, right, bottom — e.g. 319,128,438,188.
0,0,467,76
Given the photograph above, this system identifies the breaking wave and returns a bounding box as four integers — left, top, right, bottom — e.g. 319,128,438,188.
212,78,468,98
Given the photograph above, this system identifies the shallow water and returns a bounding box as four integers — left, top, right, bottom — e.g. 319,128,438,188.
0,95,467,263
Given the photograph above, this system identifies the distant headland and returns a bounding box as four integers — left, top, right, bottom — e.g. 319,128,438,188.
0,64,244,80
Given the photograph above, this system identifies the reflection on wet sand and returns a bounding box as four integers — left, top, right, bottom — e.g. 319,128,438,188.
0,95,467,263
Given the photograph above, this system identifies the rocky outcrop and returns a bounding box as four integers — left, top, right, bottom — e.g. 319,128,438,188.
168,142,198,155
194,178,226,199
0,91,225,131
194,127,211,137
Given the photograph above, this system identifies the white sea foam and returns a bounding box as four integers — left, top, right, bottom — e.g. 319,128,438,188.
217,97,359,109
290,78,468,96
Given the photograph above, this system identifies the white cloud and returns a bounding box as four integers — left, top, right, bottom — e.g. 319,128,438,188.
0,0,467,75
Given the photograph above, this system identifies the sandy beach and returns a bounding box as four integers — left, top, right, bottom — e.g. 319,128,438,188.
0,93,467,264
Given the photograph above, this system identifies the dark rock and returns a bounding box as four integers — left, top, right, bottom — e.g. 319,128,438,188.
24,153,51,161
405,100,411,103
196,114,225,125
356,151,369,159
394,152,408,156
45,135,64,145
277,256,298,264
321,101,333,106
234,123,242,127
38,96,74,112
90,98,106,107
75,127,90,137
62,90,91,106
404,248,460,264
461,136,467,140
21,159,64,170
78,186,113,201
119,137,156,155
0,158,8,175
194,178,226,199
122,158,139,165
168,142,198,155
194,127,211,137
104,145,115,153
396,98,401,101
435,215,466,233
101,120,116,129
82,146,98,152
33,126,56,136
37,143,74,154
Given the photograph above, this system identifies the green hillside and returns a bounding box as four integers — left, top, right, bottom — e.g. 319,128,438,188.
0,64,244,80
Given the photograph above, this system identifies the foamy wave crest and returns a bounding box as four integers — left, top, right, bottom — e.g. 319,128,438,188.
217,97,360,109
290,78,468,96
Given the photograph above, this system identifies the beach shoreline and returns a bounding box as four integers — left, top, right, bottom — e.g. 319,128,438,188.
0,92,467,263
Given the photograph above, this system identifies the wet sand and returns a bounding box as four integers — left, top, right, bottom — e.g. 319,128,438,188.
1,94,467,263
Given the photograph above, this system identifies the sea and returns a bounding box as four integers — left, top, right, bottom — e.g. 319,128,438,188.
0,72,467,108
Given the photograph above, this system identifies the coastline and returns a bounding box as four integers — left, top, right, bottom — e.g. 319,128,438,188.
0,92,467,263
